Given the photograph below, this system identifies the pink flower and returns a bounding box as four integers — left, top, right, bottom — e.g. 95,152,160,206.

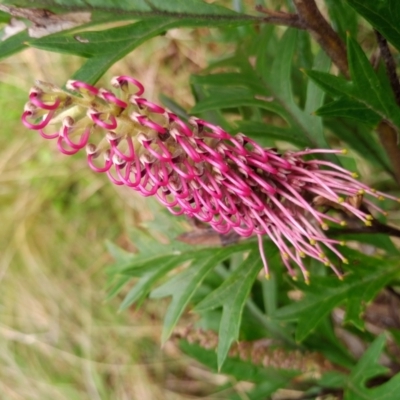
22,76,398,282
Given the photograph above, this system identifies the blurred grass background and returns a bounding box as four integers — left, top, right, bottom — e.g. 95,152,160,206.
0,27,230,399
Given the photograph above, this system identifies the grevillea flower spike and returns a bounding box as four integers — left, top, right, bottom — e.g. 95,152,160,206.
22,76,399,283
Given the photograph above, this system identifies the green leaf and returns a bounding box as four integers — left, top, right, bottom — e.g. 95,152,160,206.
195,246,276,369
105,275,132,301
108,253,180,276
304,50,332,147
192,29,332,150
70,54,113,84
297,30,313,70
30,10,255,85
306,318,355,368
127,225,176,255
179,340,298,384
150,246,248,343
344,335,400,400
234,121,309,147
26,4,256,57
264,29,332,149
267,29,297,104
107,221,256,311
326,0,358,40
328,232,400,256
325,120,392,174
118,258,178,310
275,249,399,341
347,35,400,126
7,0,247,18
123,0,244,16
0,10,10,23
307,36,400,132
305,70,351,97
159,93,190,120
346,0,400,52
316,97,381,126
105,240,135,263
0,30,28,60
319,371,347,389
191,72,266,95
191,86,285,116
28,19,173,57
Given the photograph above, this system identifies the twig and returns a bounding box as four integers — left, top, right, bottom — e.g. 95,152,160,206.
292,0,348,78
375,31,400,106
255,5,306,29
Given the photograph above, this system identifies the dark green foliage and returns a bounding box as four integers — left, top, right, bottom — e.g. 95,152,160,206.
346,0,400,52
307,36,400,130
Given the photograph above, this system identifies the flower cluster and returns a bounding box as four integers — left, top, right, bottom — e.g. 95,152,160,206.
22,76,398,282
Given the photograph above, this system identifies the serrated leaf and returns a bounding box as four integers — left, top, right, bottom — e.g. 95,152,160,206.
119,257,178,310
193,29,331,150
267,29,297,103
105,275,131,301
234,121,309,147
305,70,352,97
346,0,400,52
304,50,332,147
151,246,247,343
325,120,392,174
307,36,400,132
105,240,135,262
141,204,187,241
275,249,399,341
297,30,313,70
191,73,266,96
0,30,28,60
129,0,243,16
107,214,255,310
344,335,400,400
343,265,397,329
195,246,276,369
191,86,285,116
347,35,400,127
306,318,355,368
107,253,179,276
27,5,255,57
127,226,173,255
316,97,381,126
8,0,245,17
28,19,175,57
28,5,255,85
265,29,331,149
